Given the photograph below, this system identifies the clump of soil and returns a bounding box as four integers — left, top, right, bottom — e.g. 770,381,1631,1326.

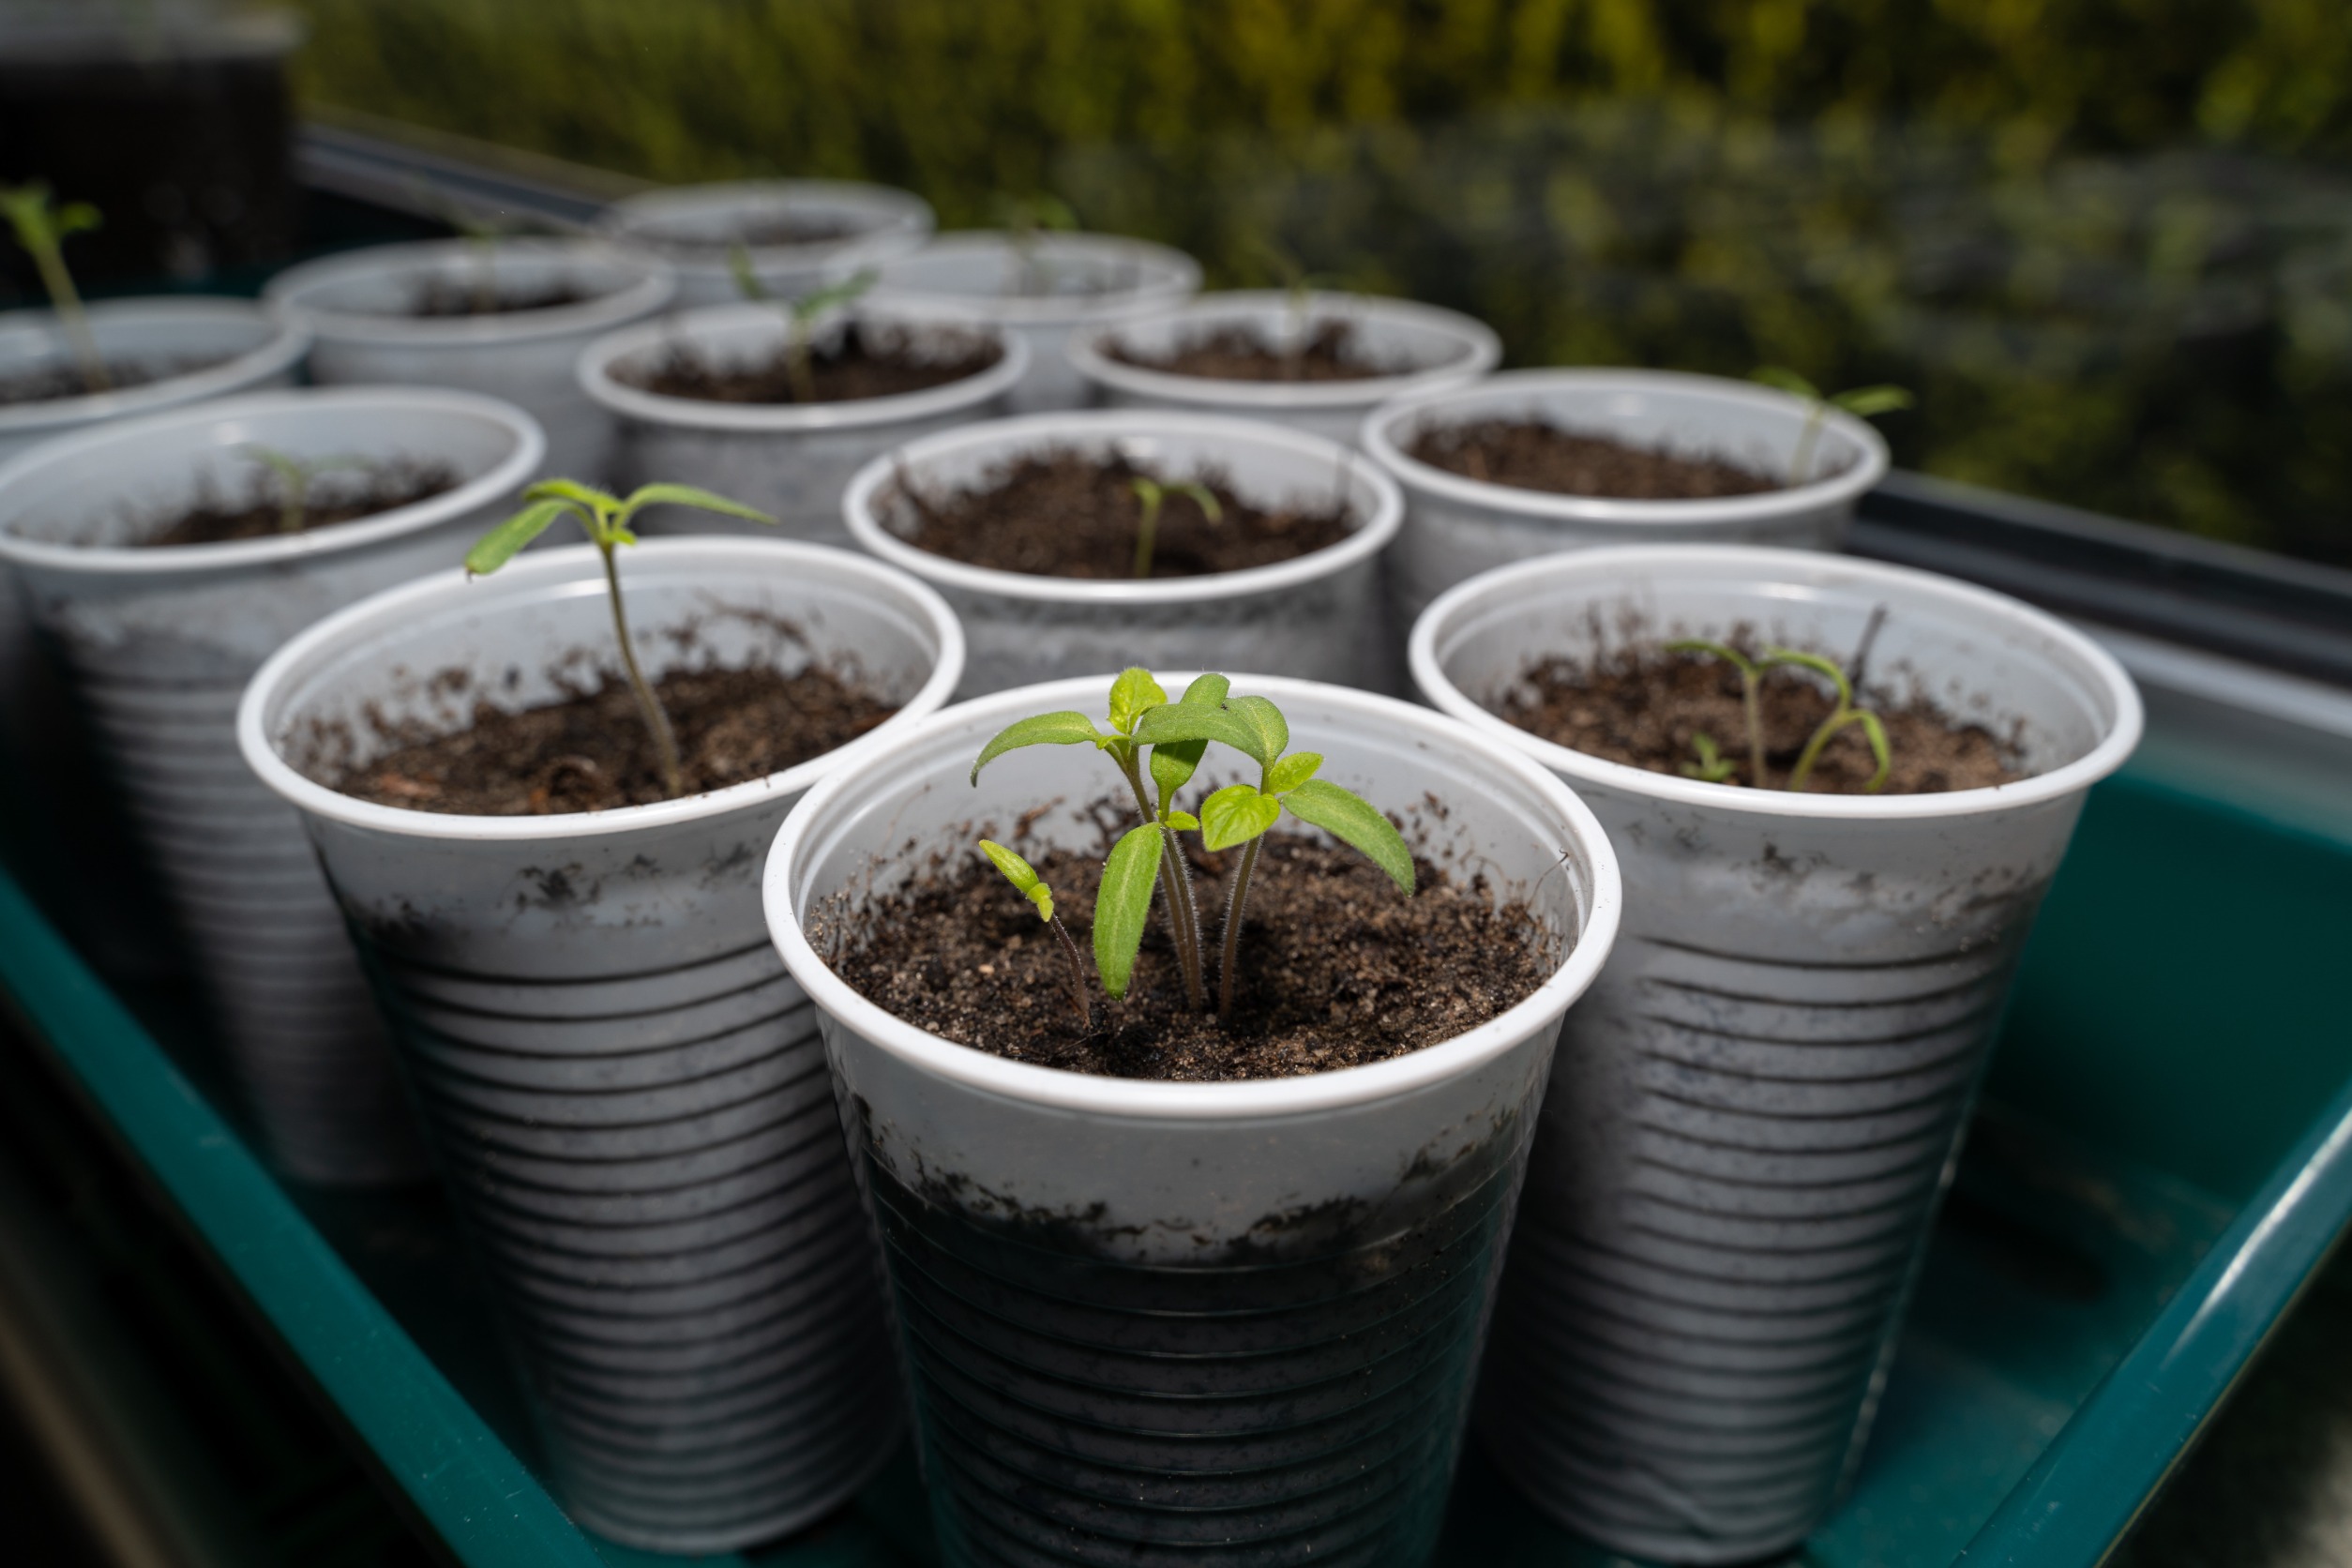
334,664,897,814
625,320,1001,404
889,447,1355,579
831,834,1549,1081
1110,319,1395,383
406,278,592,317
1496,649,2022,794
1408,418,1783,500
140,461,460,548
0,357,228,407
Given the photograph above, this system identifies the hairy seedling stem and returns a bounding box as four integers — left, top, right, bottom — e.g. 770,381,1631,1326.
1751,366,1914,485
730,249,878,404
1,183,108,394
1670,638,1892,793
1128,476,1221,579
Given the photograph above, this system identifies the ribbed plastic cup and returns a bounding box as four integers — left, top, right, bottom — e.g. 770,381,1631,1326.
1361,369,1890,628
1410,546,2143,1563
841,411,1405,697
766,673,1624,1568
0,386,542,1184
597,179,935,308
239,536,964,1553
1069,291,1500,446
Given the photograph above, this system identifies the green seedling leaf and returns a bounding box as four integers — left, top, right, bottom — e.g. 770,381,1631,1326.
978,839,1054,922
464,498,570,576
794,269,878,322
522,477,612,507
1199,783,1282,852
1148,673,1231,800
971,711,1107,783
1855,711,1892,793
1831,385,1915,418
1666,638,1758,676
1265,751,1322,795
1130,701,1263,755
56,202,99,235
1680,731,1738,783
1108,667,1168,736
1284,779,1414,895
621,483,776,527
1222,696,1289,768
1093,823,1164,999
1762,648,1852,705
1162,810,1199,831
727,242,769,302
1750,365,1820,400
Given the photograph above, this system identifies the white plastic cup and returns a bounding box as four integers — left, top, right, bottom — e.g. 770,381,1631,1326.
1070,291,1500,445
580,301,1027,546
0,386,543,1184
868,231,1201,414
765,672,1623,1568
264,239,675,484
842,410,1404,697
239,537,965,1552
1364,369,1890,627
596,179,935,308
1409,546,2142,1563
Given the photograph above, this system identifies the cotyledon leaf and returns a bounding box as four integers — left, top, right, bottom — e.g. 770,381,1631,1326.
464,498,571,576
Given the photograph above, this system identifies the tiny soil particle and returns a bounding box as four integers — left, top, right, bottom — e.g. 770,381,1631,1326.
834,836,1550,1081
1109,319,1396,384
889,447,1355,579
139,461,461,548
1408,418,1783,500
334,665,898,814
405,278,592,317
1497,650,2023,794
0,357,229,408
625,320,1002,404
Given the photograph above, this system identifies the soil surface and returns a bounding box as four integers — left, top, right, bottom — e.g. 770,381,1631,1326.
334,664,897,814
405,278,593,317
140,461,460,548
1109,319,1395,383
832,834,1549,1081
626,320,1001,404
891,447,1355,579
0,357,228,407
1408,418,1783,499
1497,647,2022,794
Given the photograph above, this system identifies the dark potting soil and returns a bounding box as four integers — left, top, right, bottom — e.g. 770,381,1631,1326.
0,356,229,407
334,665,897,814
832,835,1549,1082
1498,648,2022,794
1407,418,1782,500
139,462,461,548
625,320,1002,405
1108,319,1395,383
404,278,594,317
890,448,1355,579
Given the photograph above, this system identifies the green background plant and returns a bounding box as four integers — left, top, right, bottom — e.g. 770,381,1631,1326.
285,0,2352,563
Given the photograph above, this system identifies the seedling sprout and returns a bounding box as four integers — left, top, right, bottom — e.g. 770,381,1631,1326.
1667,640,1892,793
977,840,1091,1025
971,670,1413,1019
995,193,1079,295
1249,237,1343,381
0,183,108,394
238,445,379,535
409,175,520,313
1128,475,1221,579
463,478,776,800
1750,367,1913,486
728,249,878,403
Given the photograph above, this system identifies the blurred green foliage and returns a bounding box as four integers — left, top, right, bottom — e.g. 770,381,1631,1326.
288,0,2352,561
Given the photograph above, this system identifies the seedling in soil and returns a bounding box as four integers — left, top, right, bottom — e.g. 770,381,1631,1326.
1248,236,1343,381
977,839,1091,1025
994,193,1079,295
1667,639,1892,793
463,478,776,799
728,250,879,403
238,445,381,535
1128,475,1222,579
972,669,1413,1018
409,176,520,313
1749,366,1913,485
0,182,108,394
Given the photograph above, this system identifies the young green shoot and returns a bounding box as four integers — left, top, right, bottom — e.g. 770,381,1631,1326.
1668,641,1892,793
238,445,379,535
1248,236,1342,380
994,193,1079,295
1128,476,1221,580
972,670,1415,1019
978,840,1092,1026
1750,366,1914,486
463,478,776,800
729,250,878,404
0,183,108,394
409,175,513,312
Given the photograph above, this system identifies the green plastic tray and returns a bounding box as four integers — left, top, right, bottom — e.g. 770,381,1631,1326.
3,695,2348,1567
